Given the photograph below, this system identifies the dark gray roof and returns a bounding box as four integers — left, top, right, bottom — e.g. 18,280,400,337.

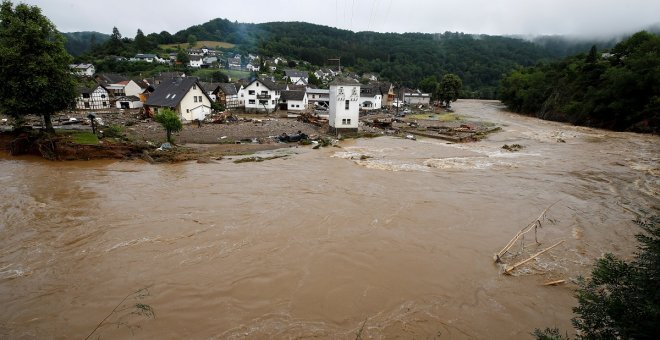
280,90,306,101
146,77,209,107
200,82,220,93
96,73,128,85
360,85,381,95
249,77,284,91
329,77,360,86
284,70,309,78
218,83,238,96
116,95,141,101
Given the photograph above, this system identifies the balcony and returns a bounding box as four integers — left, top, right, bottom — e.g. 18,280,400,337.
257,94,271,99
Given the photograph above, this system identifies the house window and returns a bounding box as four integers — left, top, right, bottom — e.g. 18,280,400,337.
342,118,351,125
249,90,255,95
193,85,197,90
345,100,349,110
101,94,106,98
256,83,259,87
83,93,90,98
103,102,107,107
194,96,198,103
187,109,190,113
249,99,255,104
84,102,90,108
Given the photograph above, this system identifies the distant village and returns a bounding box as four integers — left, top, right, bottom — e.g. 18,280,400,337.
70,46,432,132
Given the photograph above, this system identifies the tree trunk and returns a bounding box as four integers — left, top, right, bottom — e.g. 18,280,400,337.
166,129,172,143
43,113,54,133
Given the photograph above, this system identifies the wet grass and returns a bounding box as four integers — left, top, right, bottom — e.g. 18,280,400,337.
407,112,461,121
58,130,99,145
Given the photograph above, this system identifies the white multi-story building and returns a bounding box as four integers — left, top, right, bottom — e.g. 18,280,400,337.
243,78,281,113
329,80,360,134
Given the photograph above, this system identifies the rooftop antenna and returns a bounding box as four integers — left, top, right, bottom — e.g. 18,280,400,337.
328,57,341,73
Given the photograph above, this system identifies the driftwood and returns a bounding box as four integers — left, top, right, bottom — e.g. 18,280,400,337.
494,201,560,263
504,240,565,275
543,279,566,286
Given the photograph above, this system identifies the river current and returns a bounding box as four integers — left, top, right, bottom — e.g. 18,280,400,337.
1,100,657,338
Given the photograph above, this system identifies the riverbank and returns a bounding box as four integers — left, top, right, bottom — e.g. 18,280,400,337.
0,103,503,162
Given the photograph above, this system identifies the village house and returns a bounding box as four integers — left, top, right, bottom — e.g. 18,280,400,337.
279,91,308,111
307,88,330,108
284,70,309,85
75,84,110,110
362,73,379,82
132,54,167,63
243,78,281,113
228,55,242,70
69,63,95,77
115,96,143,109
329,79,360,134
377,82,395,108
404,90,431,106
359,85,383,110
146,72,186,86
217,83,240,109
145,77,213,122
189,55,203,68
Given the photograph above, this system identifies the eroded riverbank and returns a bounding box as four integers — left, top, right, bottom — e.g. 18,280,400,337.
0,100,657,339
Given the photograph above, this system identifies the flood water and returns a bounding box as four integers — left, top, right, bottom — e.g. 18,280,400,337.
1,100,657,339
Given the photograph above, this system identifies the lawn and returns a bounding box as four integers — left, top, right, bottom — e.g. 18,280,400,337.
57,130,99,145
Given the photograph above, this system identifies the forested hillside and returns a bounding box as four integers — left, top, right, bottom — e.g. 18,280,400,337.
67,18,650,100
62,31,109,56
499,31,659,132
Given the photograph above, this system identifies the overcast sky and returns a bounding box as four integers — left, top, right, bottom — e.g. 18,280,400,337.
18,0,660,38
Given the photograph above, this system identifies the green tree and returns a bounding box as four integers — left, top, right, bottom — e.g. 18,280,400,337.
108,26,124,55
154,108,182,143
418,75,439,96
210,71,229,83
176,50,189,67
134,28,148,52
438,73,462,108
0,0,77,131
187,34,197,48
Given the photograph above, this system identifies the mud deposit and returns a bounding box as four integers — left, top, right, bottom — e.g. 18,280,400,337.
1,100,657,339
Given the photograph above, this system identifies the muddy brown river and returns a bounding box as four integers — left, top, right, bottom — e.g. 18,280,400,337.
1,100,658,339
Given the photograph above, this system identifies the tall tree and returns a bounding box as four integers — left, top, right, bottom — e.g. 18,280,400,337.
0,0,77,131
438,74,462,108
108,26,123,55
134,28,148,52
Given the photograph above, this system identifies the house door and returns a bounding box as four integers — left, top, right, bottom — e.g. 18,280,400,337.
120,102,130,109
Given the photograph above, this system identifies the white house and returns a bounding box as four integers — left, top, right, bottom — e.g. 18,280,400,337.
246,63,260,72
284,70,309,84
243,78,281,113
189,55,203,68
145,78,213,122
132,54,167,63
404,90,431,106
359,85,383,111
307,88,330,108
76,85,110,110
329,79,360,134
69,63,95,77
115,96,143,109
279,91,308,111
